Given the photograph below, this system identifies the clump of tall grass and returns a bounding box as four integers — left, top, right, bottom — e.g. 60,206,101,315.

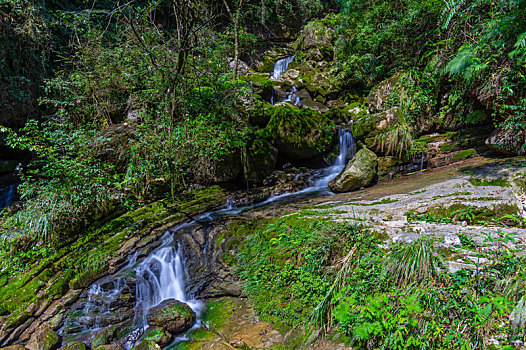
376,119,414,158
384,237,443,287
309,247,356,332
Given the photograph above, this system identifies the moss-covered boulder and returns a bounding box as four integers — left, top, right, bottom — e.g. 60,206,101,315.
146,299,195,335
295,61,341,99
351,107,400,141
295,16,337,61
26,328,61,350
368,73,403,113
485,128,526,156
329,148,378,193
266,105,335,160
142,327,172,347
243,139,278,185
300,99,329,113
130,340,159,350
58,342,86,350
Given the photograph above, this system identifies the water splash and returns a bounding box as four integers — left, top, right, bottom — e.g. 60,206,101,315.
271,56,295,79
314,129,356,189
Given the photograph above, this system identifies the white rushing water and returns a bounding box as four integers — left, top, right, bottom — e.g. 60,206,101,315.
134,228,205,329
68,129,356,347
271,55,295,79
313,129,356,189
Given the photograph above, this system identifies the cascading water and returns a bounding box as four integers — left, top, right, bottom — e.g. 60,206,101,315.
314,129,356,189
271,56,295,79
61,129,357,347
134,232,204,329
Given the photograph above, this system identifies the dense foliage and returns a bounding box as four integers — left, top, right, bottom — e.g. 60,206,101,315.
238,215,526,349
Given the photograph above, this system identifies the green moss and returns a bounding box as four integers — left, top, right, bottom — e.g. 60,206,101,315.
469,177,509,187
425,203,519,225
266,105,335,159
453,148,477,161
0,186,227,333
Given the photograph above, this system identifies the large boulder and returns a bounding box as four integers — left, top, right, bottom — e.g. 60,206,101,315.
146,299,195,335
329,148,378,193
243,139,278,185
26,328,61,350
351,107,400,141
295,16,336,61
485,128,526,156
266,105,335,160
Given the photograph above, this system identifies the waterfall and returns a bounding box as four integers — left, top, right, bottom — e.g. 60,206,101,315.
60,130,359,346
314,129,356,189
420,152,425,171
271,56,295,79
272,85,300,106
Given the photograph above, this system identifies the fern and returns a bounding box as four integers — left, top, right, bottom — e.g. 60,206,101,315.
444,46,486,81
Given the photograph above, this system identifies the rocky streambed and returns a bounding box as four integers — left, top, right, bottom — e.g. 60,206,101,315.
2,156,525,350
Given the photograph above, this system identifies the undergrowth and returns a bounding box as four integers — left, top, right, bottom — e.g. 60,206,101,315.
237,216,526,349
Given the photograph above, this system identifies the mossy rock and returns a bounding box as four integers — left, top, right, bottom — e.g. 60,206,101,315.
58,342,86,350
368,73,404,113
300,99,329,113
130,341,160,350
266,105,335,160
295,16,337,61
243,139,278,185
26,328,61,350
329,148,378,193
378,156,402,177
146,299,195,335
93,345,124,350
0,346,26,350
142,327,172,347
351,108,400,141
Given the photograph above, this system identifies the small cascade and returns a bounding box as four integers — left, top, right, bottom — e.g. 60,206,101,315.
420,152,425,171
284,85,300,106
271,55,295,79
314,129,356,189
134,233,203,328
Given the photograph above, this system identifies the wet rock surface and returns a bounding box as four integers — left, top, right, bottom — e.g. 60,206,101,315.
329,148,378,192
146,299,195,335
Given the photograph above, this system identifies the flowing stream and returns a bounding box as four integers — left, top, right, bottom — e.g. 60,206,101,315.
271,56,295,79
64,129,356,348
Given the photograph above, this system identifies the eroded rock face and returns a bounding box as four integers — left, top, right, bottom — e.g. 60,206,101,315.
351,107,400,142
486,128,526,156
329,148,378,193
26,328,61,350
146,299,195,335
